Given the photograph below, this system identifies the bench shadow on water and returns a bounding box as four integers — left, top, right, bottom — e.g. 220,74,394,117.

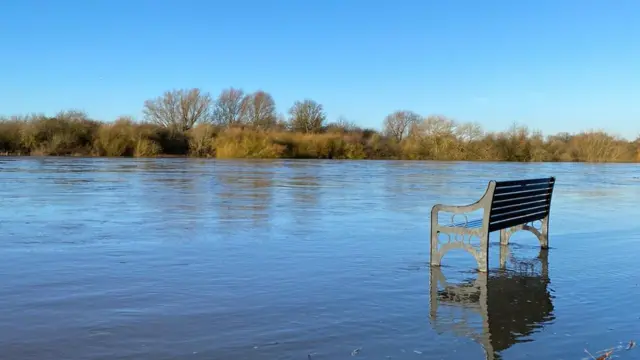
430,246,553,360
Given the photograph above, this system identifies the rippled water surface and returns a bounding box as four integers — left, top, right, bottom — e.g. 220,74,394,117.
1,158,639,360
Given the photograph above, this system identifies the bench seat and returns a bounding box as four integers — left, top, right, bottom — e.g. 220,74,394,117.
443,218,484,228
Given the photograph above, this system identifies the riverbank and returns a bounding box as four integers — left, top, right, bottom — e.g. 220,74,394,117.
1,115,638,162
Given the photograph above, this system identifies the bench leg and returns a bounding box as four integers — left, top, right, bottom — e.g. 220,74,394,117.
430,226,441,267
539,216,549,249
476,234,489,272
499,229,509,245
539,248,549,278
499,243,511,269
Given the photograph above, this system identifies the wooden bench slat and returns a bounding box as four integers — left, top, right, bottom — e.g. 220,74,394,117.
493,187,553,200
490,200,550,217
494,182,554,195
491,194,550,209
488,211,548,232
495,177,555,187
490,204,549,223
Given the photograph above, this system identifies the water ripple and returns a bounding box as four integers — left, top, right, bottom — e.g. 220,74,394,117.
1,158,639,360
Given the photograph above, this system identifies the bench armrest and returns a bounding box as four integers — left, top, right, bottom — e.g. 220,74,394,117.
432,202,485,214
430,181,497,223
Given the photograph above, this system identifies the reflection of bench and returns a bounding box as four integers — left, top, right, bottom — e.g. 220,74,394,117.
430,177,556,272
429,247,554,360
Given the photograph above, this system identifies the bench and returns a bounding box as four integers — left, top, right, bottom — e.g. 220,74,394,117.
430,177,556,272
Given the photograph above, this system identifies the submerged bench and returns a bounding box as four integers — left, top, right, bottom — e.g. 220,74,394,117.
430,177,556,272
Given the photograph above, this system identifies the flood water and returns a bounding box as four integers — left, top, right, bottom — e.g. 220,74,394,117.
1,158,639,360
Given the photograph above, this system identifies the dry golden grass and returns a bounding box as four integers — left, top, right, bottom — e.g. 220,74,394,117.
0,114,638,162
214,128,285,159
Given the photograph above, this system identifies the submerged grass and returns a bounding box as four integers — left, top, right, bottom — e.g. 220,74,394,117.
584,339,636,359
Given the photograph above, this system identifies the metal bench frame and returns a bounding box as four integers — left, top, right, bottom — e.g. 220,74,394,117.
430,177,556,272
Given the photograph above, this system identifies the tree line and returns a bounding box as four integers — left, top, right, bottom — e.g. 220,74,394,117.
0,87,638,162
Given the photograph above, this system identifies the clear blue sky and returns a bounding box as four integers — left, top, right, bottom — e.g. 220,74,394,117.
1,0,639,138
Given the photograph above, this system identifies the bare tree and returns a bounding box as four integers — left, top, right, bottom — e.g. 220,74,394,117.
143,88,212,131
418,115,457,138
212,87,248,127
549,132,572,143
273,113,289,131
288,99,326,133
409,115,460,159
243,90,277,129
455,122,484,142
570,131,628,162
325,116,359,133
383,110,421,142
336,116,359,131
55,109,91,122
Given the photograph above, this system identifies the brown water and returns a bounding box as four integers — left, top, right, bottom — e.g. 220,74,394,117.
1,158,639,360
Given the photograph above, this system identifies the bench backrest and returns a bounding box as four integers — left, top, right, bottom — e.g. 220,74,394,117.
488,177,556,232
